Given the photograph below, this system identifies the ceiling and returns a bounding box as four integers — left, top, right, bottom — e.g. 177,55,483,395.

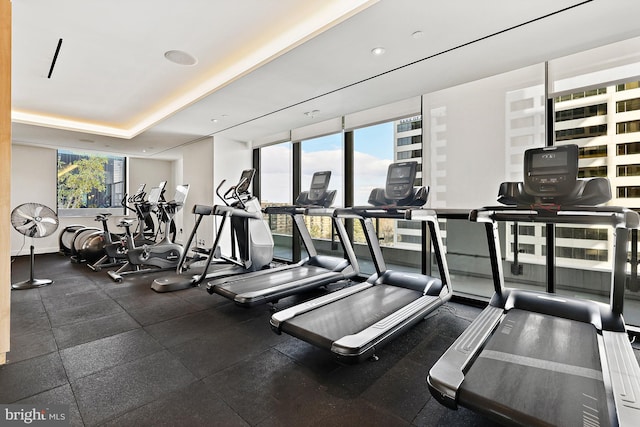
10,0,640,159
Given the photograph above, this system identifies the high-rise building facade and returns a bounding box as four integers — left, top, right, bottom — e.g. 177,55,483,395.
392,115,423,250
504,81,640,272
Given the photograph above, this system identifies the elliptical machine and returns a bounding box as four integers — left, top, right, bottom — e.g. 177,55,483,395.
151,169,273,292
107,184,190,282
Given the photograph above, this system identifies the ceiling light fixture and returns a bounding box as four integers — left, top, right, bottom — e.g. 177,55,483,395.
164,50,198,66
304,110,320,118
411,31,424,39
371,47,385,56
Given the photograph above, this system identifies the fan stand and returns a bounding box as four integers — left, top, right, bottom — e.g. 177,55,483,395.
11,244,54,290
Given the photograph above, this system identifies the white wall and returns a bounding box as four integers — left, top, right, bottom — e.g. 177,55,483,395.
213,137,253,251
172,136,252,252
180,137,214,246
128,157,174,202
422,64,544,209
10,145,59,255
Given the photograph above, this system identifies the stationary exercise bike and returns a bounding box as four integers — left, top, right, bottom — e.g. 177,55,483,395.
107,184,190,282
86,184,152,271
65,183,152,265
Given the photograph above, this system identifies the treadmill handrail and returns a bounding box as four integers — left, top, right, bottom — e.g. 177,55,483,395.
264,205,306,216
334,205,419,220
471,205,639,228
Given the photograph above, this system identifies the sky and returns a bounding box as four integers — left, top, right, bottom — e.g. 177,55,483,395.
260,122,394,206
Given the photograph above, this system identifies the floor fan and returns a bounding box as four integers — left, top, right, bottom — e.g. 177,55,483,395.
11,203,59,290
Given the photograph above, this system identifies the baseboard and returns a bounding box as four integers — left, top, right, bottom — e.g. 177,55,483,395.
11,246,60,257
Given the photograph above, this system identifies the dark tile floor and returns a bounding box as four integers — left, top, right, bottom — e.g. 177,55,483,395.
3,254,639,426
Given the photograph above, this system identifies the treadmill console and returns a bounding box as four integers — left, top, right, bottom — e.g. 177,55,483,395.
385,161,418,200
236,169,255,194
524,145,578,197
308,171,331,202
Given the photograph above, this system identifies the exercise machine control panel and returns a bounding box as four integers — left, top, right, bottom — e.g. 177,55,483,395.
385,161,417,200
308,171,331,202
236,169,255,194
524,145,578,197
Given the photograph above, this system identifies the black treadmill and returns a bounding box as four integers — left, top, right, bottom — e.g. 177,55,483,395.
205,171,360,307
271,161,453,363
427,144,640,426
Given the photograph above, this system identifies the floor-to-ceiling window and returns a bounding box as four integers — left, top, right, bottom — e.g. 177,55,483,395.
423,63,546,298
300,133,344,259
352,116,424,276
260,142,293,261
549,36,640,326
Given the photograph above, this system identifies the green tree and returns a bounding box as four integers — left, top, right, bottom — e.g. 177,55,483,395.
58,156,108,208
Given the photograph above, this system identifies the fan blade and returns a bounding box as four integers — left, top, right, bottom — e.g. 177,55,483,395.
15,209,35,221
36,222,47,237
33,205,44,217
15,221,36,231
40,217,57,224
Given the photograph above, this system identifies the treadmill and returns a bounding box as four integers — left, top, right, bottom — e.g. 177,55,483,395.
205,170,359,307
271,161,453,363
151,169,274,292
427,144,640,426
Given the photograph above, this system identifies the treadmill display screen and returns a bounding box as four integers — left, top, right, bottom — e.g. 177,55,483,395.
389,165,412,182
312,173,327,185
524,145,578,197
531,151,567,169
385,162,417,200
308,171,331,201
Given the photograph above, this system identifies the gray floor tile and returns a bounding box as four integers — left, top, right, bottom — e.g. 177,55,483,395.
61,328,163,381
71,350,196,425
169,316,287,379
124,297,202,326
7,329,58,364
17,383,84,427
47,299,125,328
0,352,68,403
41,289,111,312
102,381,249,427
52,311,140,350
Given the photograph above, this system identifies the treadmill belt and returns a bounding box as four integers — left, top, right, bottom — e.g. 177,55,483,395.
213,265,330,296
459,309,612,427
281,284,422,350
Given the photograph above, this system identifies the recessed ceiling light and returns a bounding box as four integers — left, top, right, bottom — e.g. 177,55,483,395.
304,110,320,118
164,50,198,66
411,31,424,39
371,47,385,56
211,119,218,123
